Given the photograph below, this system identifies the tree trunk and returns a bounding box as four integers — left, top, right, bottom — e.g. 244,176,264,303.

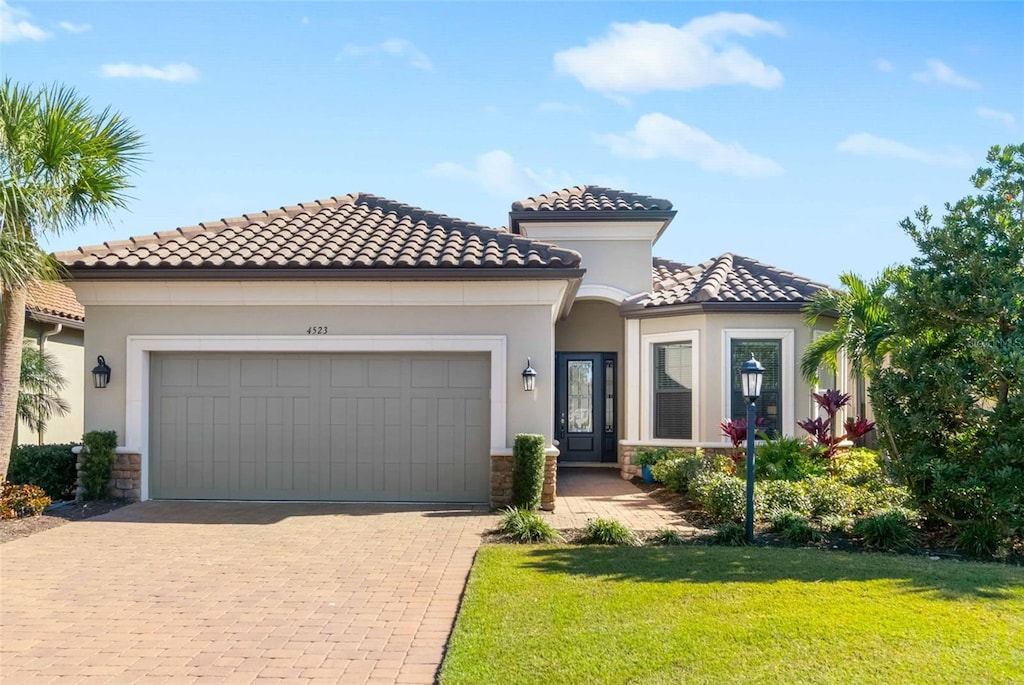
0,284,28,481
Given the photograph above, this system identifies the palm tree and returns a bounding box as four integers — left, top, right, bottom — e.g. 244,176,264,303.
18,340,70,444
1,79,144,479
800,270,898,383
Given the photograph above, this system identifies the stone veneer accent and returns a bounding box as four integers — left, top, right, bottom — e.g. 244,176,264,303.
490,452,559,511
76,451,141,502
619,443,736,480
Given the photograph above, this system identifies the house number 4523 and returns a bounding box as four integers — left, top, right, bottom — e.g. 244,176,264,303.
306,326,328,335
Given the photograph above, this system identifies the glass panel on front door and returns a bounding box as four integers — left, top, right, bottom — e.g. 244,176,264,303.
567,360,593,433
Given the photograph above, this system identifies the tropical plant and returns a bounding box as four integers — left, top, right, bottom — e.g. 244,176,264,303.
0,79,144,479
580,517,640,546
797,390,876,459
755,435,825,481
17,341,69,441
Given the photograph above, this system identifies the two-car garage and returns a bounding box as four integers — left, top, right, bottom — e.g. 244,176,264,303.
148,352,491,502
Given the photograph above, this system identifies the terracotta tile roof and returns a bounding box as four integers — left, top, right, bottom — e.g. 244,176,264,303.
24,280,85,323
511,185,673,212
56,193,582,273
625,254,828,309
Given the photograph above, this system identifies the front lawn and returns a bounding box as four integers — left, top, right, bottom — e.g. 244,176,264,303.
440,546,1024,685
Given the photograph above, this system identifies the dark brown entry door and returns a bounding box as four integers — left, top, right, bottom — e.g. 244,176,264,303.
554,352,617,462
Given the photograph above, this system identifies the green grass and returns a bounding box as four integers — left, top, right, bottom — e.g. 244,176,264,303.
440,546,1024,685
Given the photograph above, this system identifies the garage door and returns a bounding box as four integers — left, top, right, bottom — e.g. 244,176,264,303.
149,353,490,502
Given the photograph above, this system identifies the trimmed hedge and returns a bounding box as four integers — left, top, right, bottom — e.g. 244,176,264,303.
511,433,546,510
81,431,118,501
7,443,78,500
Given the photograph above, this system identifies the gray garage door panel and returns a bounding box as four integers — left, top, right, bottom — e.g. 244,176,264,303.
150,353,490,502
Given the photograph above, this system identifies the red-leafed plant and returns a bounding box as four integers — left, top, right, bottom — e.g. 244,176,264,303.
799,390,876,459
720,416,767,468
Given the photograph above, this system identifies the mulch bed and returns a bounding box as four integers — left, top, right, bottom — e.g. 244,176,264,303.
0,499,131,544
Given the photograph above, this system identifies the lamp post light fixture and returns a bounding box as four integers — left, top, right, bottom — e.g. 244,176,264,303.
92,355,111,389
740,353,764,544
522,358,537,392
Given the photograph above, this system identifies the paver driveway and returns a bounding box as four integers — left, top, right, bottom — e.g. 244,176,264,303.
0,501,493,684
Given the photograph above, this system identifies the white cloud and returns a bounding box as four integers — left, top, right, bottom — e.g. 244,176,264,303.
554,13,784,94
100,63,200,82
976,106,1016,128
538,102,582,113
58,21,91,33
341,38,433,71
836,133,969,166
911,58,979,89
874,58,893,72
0,1,51,42
596,112,784,177
428,150,573,198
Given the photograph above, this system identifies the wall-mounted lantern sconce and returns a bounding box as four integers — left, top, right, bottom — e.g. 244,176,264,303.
92,355,111,389
522,358,537,392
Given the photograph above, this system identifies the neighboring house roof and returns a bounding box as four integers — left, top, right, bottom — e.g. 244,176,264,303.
24,280,85,327
511,185,673,212
621,254,828,314
508,185,676,235
56,193,583,277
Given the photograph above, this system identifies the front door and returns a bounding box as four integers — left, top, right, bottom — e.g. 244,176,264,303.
554,352,617,462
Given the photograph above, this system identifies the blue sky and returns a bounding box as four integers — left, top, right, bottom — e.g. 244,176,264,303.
3,1,1022,285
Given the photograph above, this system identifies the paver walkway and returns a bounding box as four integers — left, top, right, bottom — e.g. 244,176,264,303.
544,468,702,534
0,502,493,684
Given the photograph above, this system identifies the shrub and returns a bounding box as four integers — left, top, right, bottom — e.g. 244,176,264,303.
954,520,1008,558
755,436,825,481
769,510,821,544
691,472,746,522
852,508,919,550
649,448,730,492
831,447,885,485
634,446,672,468
0,482,51,519
710,522,747,546
804,477,860,518
821,514,854,533
511,433,545,510
7,443,78,500
80,430,118,501
648,528,685,546
580,518,639,546
857,485,913,514
755,479,810,518
498,507,563,543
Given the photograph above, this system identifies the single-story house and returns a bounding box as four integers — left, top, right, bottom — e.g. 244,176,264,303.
18,281,86,445
57,186,846,506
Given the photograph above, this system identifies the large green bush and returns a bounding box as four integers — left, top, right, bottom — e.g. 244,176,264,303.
80,431,117,501
7,443,78,500
691,472,746,522
511,433,545,510
755,479,811,519
649,448,731,492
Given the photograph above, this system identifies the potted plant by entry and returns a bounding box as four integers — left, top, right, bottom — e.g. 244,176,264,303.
633,447,670,484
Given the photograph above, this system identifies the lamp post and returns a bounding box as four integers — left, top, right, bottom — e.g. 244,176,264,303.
740,354,764,544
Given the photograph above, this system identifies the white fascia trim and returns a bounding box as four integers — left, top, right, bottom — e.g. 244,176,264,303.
125,334,507,501
625,319,641,440
640,330,700,442
722,328,795,436
576,284,632,304
518,220,664,243
72,279,570,307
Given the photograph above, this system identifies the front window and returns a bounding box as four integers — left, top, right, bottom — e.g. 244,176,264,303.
730,339,782,437
653,342,693,439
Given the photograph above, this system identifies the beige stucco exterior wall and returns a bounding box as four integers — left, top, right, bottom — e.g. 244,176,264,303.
78,299,557,450
555,300,626,434
633,311,835,446
552,239,653,295
18,322,85,446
